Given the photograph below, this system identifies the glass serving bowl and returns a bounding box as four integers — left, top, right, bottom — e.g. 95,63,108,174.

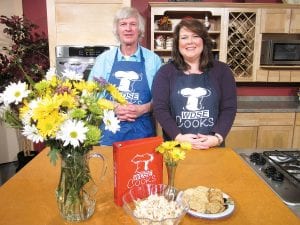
122,184,189,225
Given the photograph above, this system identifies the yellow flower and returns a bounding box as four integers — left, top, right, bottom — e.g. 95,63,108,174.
56,93,76,109
36,110,65,138
106,84,127,104
61,80,72,90
156,140,191,164
19,101,30,120
156,145,166,154
49,75,59,88
32,96,61,121
171,147,186,161
180,142,192,151
162,141,179,150
74,80,98,93
97,98,114,110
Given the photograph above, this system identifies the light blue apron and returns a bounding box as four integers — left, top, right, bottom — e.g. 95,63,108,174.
100,48,155,145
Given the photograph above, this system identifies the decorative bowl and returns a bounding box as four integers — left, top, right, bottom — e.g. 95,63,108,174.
122,184,189,225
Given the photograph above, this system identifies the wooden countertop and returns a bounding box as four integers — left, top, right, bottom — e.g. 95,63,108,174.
0,147,299,225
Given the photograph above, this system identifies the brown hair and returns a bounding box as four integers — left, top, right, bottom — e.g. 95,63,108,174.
172,18,214,72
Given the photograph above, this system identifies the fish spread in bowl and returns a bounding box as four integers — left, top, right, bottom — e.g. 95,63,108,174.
122,184,189,225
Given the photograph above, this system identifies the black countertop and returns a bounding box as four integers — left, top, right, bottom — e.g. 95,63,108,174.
237,96,300,113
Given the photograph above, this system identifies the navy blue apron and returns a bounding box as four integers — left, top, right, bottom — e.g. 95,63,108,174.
100,48,155,145
169,71,219,136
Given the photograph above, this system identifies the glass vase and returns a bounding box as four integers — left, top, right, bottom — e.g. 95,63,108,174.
56,148,106,222
165,162,178,200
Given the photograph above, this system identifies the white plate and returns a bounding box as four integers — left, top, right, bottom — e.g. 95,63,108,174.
187,193,235,219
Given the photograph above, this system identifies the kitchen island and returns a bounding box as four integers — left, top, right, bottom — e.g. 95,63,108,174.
0,146,299,225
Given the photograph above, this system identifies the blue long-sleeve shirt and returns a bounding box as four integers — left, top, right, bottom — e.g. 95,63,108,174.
88,45,162,90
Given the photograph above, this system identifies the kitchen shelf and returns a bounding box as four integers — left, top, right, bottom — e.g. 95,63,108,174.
152,8,222,63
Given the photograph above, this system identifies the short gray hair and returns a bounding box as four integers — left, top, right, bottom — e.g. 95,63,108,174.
112,7,145,42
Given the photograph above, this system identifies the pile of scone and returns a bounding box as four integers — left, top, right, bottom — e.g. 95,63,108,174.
182,186,226,214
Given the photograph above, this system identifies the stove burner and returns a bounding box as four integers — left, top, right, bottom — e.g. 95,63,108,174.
264,165,276,178
264,150,300,184
250,152,266,165
272,171,284,182
264,165,284,182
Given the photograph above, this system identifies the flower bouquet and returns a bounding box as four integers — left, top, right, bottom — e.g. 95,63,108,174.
0,68,126,221
156,141,191,188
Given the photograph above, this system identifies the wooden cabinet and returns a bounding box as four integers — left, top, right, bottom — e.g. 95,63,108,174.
260,8,300,33
257,125,294,148
226,113,296,149
226,126,257,149
256,69,300,82
150,5,224,63
293,113,300,148
290,9,300,33
150,3,300,83
46,0,130,67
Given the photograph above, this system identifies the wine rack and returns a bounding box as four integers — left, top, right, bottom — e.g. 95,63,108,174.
227,12,256,79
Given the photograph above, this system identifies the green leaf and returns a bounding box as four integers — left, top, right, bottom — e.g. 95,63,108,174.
47,147,59,166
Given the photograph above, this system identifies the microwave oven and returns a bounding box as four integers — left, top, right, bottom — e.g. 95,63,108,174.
260,39,300,66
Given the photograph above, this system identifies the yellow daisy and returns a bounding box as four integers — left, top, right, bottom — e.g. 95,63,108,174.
97,99,114,110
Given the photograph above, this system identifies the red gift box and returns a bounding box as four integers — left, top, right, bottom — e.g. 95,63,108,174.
113,136,163,206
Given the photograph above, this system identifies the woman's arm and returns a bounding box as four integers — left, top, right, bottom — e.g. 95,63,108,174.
152,64,182,139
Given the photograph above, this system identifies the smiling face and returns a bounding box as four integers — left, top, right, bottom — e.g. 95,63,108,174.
117,17,139,46
178,26,203,63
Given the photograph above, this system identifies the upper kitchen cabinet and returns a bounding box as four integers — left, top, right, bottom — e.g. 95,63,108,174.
150,3,224,64
150,2,300,83
260,8,300,34
46,0,130,67
150,2,261,82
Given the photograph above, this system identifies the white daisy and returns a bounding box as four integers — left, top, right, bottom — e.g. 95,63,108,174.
21,110,32,126
61,68,84,81
28,98,40,112
103,110,120,133
0,104,8,119
45,67,56,80
56,119,88,147
1,81,31,106
22,124,44,143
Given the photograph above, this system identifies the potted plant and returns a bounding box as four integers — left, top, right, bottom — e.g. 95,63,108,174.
0,15,49,170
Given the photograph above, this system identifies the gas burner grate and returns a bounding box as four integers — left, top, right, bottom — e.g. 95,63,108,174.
263,150,300,186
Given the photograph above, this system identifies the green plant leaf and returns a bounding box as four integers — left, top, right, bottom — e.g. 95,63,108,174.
47,147,59,166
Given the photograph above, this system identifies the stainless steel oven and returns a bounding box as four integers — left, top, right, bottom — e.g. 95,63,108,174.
56,45,114,80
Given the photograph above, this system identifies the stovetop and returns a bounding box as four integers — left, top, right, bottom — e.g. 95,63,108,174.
240,150,300,206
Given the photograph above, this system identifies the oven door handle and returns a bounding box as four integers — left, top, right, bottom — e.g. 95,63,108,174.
58,61,87,65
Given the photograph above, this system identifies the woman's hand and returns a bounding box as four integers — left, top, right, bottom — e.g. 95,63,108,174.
192,134,219,150
175,133,199,143
175,133,220,150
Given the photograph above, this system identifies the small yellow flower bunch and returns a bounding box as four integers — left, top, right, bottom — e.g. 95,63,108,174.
156,141,192,166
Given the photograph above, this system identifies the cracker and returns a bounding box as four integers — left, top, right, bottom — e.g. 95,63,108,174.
182,186,226,214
